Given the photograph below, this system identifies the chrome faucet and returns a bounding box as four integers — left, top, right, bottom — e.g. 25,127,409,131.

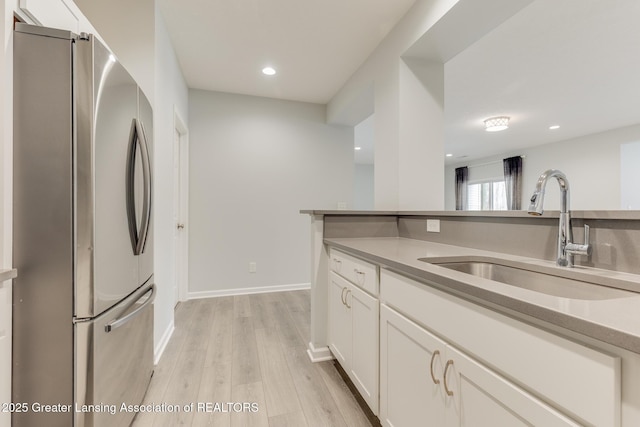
527,169,591,267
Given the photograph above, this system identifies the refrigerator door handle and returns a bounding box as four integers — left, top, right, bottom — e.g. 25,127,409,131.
125,118,152,256
136,118,152,255
105,284,155,333
126,118,140,254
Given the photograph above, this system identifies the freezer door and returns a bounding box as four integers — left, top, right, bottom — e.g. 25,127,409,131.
75,282,155,427
76,35,140,318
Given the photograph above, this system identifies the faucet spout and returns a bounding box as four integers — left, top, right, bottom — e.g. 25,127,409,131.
527,169,589,267
527,169,570,215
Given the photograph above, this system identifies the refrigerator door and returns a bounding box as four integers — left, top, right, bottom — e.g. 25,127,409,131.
13,26,76,427
75,281,155,427
76,35,140,318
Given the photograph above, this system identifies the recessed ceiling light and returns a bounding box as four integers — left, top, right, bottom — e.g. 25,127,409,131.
262,66,276,76
484,116,510,132
445,153,453,157
354,147,362,151
549,125,560,130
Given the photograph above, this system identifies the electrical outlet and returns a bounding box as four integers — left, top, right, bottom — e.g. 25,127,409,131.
426,219,440,233
249,262,257,273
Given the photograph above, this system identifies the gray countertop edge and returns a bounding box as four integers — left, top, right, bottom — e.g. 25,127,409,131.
325,239,640,354
0,269,17,282
302,209,640,220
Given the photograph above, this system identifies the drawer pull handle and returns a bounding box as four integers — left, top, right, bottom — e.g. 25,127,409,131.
345,290,352,309
341,287,347,305
443,360,454,396
354,269,365,275
429,350,440,385
334,259,342,268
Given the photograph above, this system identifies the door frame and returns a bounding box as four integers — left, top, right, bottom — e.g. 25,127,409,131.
173,107,189,303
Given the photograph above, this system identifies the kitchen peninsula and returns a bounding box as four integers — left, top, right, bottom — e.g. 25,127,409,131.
303,210,640,427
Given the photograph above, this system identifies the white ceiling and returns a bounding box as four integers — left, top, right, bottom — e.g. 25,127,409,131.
158,0,416,104
443,0,640,164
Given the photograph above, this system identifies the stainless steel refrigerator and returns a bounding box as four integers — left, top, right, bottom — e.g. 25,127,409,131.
13,24,155,427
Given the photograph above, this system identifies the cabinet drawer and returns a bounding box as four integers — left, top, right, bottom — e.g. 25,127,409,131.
380,269,621,427
329,248,378,295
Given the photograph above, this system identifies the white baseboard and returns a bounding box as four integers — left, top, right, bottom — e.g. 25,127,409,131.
187,282,310,300
307,342,333,363
154,320,175,365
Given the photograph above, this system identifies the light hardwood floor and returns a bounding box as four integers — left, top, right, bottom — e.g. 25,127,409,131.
131,290,372,427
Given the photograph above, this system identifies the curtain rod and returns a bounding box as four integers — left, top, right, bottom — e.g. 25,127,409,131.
465,155,525,169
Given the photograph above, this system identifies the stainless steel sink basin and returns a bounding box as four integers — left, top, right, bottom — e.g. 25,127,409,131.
418,257,634,300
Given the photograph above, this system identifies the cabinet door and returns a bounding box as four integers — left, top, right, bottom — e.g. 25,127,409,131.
444,345,581,427
328,272,351,367
348,284,379,414
380,304,447,427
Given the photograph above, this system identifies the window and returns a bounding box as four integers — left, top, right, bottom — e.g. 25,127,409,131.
467,179,507,210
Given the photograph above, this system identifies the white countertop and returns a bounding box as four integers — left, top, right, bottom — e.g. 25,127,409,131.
303,209,640,220
325,237,640,353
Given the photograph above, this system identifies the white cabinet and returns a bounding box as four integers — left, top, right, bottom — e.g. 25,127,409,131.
328,272,351,366
379,304,446,427
330,248,378,295
349,279,379,411
380,269,621,427
380,304,581,427
328,272,379,413
19,0,79,32
328,248,379,414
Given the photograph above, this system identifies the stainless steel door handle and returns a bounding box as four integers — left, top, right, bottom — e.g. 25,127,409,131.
105,284,155,333
126,119,139,254
136,118,152,255
125,118,151,256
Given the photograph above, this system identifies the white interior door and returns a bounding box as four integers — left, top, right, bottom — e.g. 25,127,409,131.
0,279,12,427
173,111,189,305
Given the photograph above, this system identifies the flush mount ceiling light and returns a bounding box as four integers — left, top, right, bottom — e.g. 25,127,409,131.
445,153,453,157
262,66,276,76
549,125,560,130
484,116,510,132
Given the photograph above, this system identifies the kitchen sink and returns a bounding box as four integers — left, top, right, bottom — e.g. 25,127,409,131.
418,257,635,300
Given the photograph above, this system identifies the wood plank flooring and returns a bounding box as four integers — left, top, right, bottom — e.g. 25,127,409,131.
132,290,371,427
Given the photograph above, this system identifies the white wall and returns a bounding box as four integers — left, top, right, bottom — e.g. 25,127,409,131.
354,164,374,210
73,0,155,104
621,141,640,210
444,124,640,211
354,115,374,209
327,0,459,210
188,90,353,296
399,58,444,209
152,6,188,357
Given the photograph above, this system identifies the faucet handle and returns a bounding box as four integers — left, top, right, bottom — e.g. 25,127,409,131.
583,224,590,245
566,224,592,257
